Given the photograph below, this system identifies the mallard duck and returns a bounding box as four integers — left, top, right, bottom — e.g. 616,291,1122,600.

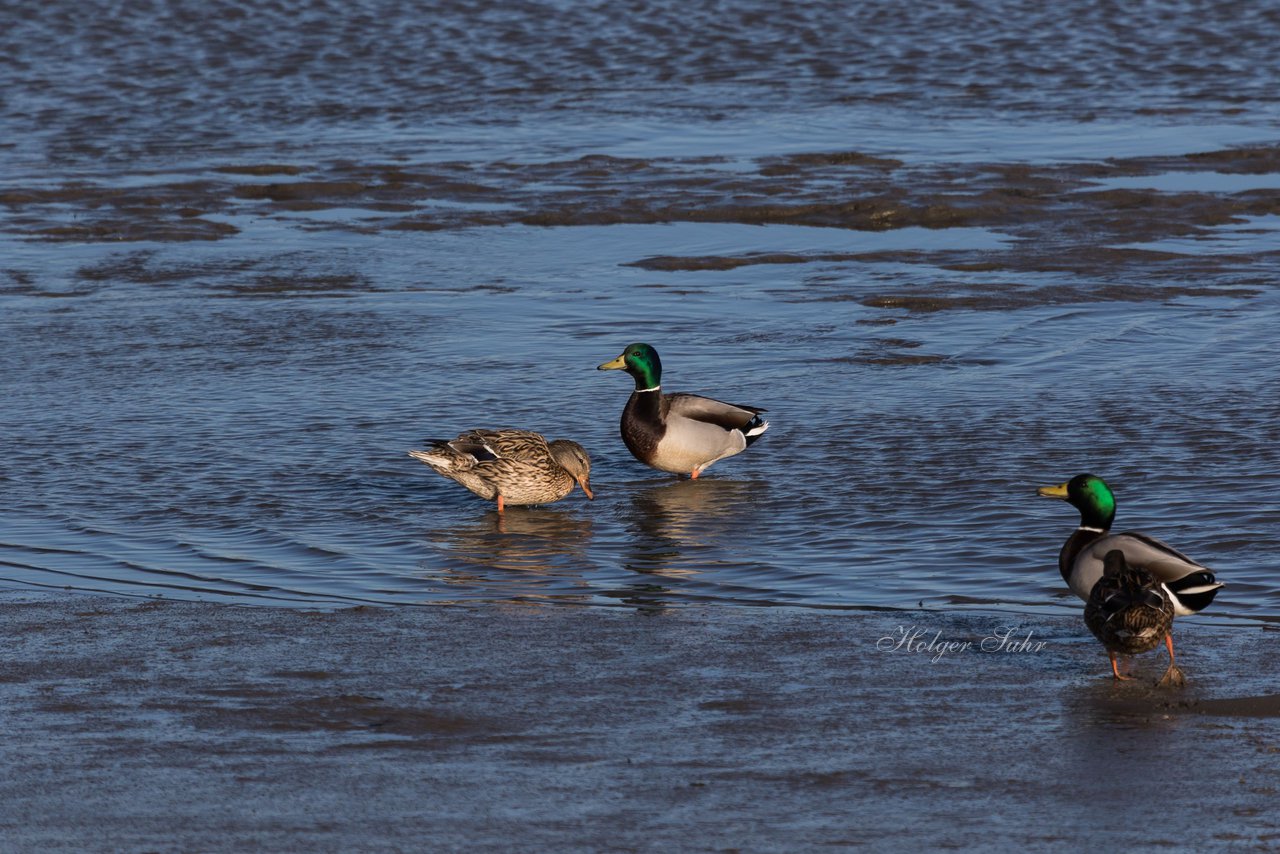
1084,550,1182,686
1037,473,1222,683
597,343,769,478
408,429,592,513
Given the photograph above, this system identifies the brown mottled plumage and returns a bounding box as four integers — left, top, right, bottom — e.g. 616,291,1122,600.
1084,550,1183,686
408,429,593,513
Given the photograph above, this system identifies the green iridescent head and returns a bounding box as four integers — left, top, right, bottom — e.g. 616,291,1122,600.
597,342,662,391
1036,473,1117,529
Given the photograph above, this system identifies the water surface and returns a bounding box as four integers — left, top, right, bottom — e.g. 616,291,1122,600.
2,0,1278,622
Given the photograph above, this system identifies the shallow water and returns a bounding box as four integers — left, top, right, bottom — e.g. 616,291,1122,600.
2,0,1278,621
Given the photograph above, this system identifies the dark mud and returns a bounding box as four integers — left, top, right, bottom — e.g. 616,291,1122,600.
4,145,1278,311
3,593,1280,851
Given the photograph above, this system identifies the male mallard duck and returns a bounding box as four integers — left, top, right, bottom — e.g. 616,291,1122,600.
1084,550,1182,686
597,343,768,478
408,429,592,513
1037,473,1222,683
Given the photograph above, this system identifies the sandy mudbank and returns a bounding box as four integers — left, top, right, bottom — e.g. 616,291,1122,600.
1,593,1277,851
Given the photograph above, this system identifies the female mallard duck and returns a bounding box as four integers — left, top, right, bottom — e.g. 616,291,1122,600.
597,343,768,478
408,429,592,513
1037,473,1222,683
1084,550,1182,686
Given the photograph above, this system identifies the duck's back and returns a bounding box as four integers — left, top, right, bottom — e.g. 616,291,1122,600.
1083,562,1174,655
1072,532,1220,614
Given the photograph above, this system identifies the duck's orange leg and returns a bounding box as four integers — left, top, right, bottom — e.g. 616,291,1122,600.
1108,651,1133,681
689,469,700,480
1158,632,1186,687
497,494,505,514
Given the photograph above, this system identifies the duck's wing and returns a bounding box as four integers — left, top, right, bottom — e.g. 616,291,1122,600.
1080,532,1222,615
407,446,498,500
665,393,767,432
1086,532,1209,577
453,429,551,462
409,436,479,469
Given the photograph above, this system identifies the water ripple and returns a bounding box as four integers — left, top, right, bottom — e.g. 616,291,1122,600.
2,0,1279,622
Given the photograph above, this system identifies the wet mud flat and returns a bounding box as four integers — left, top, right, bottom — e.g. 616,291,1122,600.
5,143,1279,311
2,593,1279,851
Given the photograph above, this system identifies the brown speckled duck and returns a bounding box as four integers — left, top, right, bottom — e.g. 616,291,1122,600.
597,343,769,479
1084,550,1182,686
408,429,592,513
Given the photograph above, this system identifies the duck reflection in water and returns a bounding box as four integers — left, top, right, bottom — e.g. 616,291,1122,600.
611,479,767,611
596,481,762,614
422,507,596,602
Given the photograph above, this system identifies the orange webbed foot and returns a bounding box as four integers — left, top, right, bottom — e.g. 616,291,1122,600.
1108,652,1133,681
1158,633,1185,687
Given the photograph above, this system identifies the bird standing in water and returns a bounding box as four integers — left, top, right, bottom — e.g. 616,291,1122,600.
1083,550,1181,685
409,429,593,513
1037,473,1222,685
597,343,769,479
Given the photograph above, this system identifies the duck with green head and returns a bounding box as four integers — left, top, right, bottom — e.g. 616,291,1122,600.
597,343,769,478
1037,473,1222,684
